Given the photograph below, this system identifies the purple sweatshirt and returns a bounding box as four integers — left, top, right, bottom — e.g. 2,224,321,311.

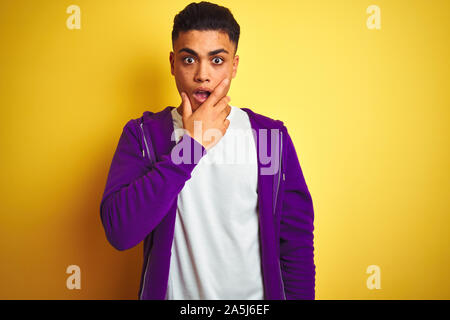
99,106,315,300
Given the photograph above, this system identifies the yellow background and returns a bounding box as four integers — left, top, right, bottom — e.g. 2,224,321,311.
0,0,449,299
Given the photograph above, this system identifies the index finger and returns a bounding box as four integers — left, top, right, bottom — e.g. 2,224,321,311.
202,77,229,109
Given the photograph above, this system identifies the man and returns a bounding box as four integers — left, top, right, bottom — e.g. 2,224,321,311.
100,1,315,300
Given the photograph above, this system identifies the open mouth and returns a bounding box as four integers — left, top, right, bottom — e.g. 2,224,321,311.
194,90,211,98
193,89,211,103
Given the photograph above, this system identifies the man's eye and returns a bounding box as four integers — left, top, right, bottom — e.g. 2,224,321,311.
212,57,224,64
183,57,223,64
184,57,194,64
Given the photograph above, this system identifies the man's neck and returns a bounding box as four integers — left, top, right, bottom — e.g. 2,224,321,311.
176,105,183,117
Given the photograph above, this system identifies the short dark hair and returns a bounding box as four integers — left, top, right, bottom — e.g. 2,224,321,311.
172,1,240,54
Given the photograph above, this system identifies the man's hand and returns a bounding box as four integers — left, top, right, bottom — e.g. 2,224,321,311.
180,78,231,150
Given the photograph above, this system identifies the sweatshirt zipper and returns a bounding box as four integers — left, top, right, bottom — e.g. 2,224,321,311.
273,130,285,299
140,121,151,163
279,259,286,299
138,119,152,299
273,130,283,216
139,251,151,300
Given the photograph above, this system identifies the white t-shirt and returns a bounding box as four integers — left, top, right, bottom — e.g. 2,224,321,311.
166,105,264,300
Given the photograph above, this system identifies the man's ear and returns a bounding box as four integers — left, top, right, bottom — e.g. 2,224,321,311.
232,54,239,79
170,52,175,76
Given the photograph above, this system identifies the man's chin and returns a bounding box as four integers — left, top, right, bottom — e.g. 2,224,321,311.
191,103,201,112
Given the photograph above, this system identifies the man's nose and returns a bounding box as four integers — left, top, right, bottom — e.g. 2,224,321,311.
194,61,210,82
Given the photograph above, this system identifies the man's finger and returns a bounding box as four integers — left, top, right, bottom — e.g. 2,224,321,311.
181,92,192,119
203,77,229,109
218,103,231,121
214,95,231,115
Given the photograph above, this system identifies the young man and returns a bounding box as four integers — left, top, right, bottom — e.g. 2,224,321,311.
100,1,315,300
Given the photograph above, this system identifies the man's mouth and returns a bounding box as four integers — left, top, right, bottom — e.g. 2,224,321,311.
193,89,211,104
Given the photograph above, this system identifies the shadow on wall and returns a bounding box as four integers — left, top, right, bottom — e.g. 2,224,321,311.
126,51,176,116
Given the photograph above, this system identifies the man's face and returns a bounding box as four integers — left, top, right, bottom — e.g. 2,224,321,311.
170,30,239,111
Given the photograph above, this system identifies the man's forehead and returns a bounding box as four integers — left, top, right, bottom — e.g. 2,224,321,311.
174,30,233,51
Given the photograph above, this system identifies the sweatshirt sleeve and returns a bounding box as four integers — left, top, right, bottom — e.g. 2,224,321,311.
99,119,207,251
279,126,316,300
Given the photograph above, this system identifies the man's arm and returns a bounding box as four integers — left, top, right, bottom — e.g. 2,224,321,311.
100,120,206,251
279,127,316,299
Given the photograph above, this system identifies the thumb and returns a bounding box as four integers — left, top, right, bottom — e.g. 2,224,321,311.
181,92,192,119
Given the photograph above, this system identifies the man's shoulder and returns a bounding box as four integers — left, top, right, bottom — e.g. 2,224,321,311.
240,107,286,130
122,106,173,134
128,106,173,124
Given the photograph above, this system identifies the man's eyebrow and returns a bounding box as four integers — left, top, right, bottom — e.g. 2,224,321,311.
178,47,229,56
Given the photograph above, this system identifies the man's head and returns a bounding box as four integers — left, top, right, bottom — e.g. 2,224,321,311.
170,1,240,111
